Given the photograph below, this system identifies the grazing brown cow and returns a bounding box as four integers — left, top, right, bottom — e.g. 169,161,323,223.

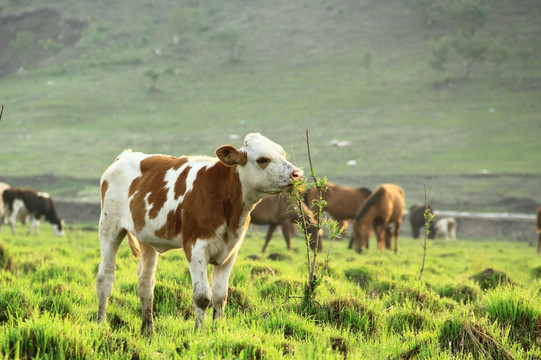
409,203,435,239
537,206,541,253
250,193,322,252
351,183,405,254
304,182,372,234
97,133,302,333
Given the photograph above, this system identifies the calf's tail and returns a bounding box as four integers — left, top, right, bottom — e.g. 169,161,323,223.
126,231,141,257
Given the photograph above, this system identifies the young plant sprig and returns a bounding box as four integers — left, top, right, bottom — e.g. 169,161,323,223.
418,180,435,281
289,130,343,310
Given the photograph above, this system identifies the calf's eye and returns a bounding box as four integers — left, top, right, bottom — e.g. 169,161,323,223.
256,157,271,168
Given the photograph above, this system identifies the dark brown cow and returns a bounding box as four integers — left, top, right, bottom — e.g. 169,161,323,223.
304,182,372,234
97,133,302,333
250,193,322,252
351,183,405,254
409,203,436,239
537,206,541,253
0,187,64,236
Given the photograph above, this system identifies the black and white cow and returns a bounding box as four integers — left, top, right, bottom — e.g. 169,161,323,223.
1,188,64,236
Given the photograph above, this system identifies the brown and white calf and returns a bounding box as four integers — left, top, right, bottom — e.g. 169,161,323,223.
435,217,457,241
0,187,64,236
97,133,302,333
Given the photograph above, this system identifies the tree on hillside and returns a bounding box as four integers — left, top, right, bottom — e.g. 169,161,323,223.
406,0,494,83
144,69,161,92
429,0,490,81
403,0,441,25
212,27,242,63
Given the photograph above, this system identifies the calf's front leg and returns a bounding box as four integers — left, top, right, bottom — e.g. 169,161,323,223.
188,243,212,331
211,248,239,321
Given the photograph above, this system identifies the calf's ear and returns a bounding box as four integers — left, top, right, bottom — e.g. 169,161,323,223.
216,145,248,167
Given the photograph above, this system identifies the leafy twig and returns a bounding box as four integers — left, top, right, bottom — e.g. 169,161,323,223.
418,176,435,281
290,129,342,309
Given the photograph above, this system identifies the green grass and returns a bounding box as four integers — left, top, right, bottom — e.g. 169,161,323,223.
1,223,541,359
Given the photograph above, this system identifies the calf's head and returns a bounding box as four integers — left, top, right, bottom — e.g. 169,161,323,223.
216,133,302,199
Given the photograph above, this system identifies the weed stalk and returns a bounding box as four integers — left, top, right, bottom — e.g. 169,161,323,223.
290,129,342,310
418,180,435,281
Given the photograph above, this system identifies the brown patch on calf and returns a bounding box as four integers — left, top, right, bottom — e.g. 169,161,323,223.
155,203,183,240
181,162,244,262
100,180,109,207
129,156,188,232
174,166,191,199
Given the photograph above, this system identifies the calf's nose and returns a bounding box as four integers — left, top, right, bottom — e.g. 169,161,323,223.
290,169,303,181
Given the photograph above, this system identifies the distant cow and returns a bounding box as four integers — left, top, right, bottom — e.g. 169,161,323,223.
250,193,322,252
0,182,10,223
434,217,457,241
409,203,436,239
97,133,302,333
537,206,541,253
350,183,405,253
304,182,372,235
0,188,64,236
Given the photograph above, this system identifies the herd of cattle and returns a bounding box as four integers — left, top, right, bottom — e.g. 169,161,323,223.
1,133,539,332
0,179,459,250
250,182,458,254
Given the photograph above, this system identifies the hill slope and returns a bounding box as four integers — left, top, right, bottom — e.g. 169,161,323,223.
0,0,540,211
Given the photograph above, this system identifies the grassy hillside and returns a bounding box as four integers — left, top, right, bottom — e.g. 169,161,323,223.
1,224,541,358
0,0,540,210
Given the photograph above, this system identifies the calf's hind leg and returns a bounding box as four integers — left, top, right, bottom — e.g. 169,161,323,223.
137,241,159,335
97,227,126,324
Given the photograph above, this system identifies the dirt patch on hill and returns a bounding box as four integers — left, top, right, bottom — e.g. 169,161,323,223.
0,7,87,76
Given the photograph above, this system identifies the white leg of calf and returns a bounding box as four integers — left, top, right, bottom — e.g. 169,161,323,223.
28,217,40,235
211,249,239,321
8,216,16,235
188,243,212,331
0,208,5,231
96,233,123,323
6,209,17,235
137,241,159,335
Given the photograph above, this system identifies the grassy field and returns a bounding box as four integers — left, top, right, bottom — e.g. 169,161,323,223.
0,0,540,211
1,2,540,359
1,223,540,359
